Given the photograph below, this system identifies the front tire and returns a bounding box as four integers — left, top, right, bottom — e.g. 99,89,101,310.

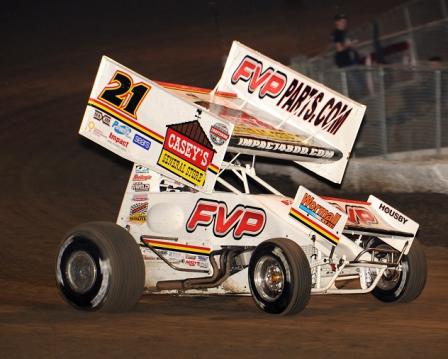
371,239,426,303
248,238,311,315
56,222,145,312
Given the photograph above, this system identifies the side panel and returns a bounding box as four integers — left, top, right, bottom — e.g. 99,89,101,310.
369,195,419,254
289,186,348,248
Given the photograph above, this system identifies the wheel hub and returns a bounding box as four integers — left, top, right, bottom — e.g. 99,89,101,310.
254,256,285,302
65,251,97,294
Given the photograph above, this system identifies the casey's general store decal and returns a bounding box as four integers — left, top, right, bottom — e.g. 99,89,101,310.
157,120,216,186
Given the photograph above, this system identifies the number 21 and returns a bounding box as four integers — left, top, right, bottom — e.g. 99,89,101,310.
99,71,151,118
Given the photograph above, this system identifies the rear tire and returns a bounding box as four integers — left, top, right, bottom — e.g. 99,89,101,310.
248,238,311,315
56,221,145,312
371,239,426,303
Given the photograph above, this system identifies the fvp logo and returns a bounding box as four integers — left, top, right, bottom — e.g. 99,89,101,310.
231,55,287,99
186,199,266,239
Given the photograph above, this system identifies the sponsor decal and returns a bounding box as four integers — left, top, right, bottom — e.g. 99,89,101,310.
93,110,111,126
88,98,164,144
281,199,294,206
108,132,129,147
132,174,151,182
231,55,287,99
135,165,150,174
141,247,158,261
330,203,378,226
132,193,148,202
186,199,266,240
289,193,342,245
132,182,150,192
209,123,229,146
184,254,200,267
129,202,148,224
236,138,335,158
298,193,341,228
157,120,216,187
87,121,106,138
133,133,151,150
112,120,132,137
231,54,353,135
378,203,408,225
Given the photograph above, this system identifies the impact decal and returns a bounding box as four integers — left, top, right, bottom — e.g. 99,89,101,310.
186,199,266,240
108,132,129,148
289,192,342,245
235,137,336,158
157,116,216,187
129,202,148,224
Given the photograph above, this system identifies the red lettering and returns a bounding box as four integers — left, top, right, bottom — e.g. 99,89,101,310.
186,199,266,239
234,210,266,239
186,202,217,231
214,205,244,235
231,55,287,99
231,57,257,84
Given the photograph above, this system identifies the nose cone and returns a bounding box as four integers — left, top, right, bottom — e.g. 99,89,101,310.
146,202,185,234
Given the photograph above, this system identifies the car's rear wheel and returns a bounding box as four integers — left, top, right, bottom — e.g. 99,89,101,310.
56,221,145,312
248,238,311,315
371,239,426,303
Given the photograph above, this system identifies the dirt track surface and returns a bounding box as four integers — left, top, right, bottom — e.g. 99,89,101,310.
1,1,447,358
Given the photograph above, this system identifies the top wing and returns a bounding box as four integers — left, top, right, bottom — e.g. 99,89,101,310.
214,41,366,184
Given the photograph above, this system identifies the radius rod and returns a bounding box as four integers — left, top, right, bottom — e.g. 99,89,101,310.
156,249,238,291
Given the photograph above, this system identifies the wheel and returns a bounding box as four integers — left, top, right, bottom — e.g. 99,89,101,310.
371,239,426,303
56,221,145,312
248,238,311,315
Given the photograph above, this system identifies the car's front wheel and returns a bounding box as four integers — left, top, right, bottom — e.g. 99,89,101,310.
56,222,145,312
248,238,311,315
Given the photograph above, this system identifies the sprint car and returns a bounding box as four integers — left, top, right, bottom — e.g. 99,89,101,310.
56,42,426,315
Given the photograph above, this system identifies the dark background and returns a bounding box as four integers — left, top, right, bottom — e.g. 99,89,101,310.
1,1,447,357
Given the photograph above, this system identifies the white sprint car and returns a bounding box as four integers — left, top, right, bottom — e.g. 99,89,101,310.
56,42,426,315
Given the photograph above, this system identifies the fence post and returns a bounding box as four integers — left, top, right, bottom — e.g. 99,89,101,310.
340,70,349,97
403,5,418,64
379,67,388,158
435,70,442,154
